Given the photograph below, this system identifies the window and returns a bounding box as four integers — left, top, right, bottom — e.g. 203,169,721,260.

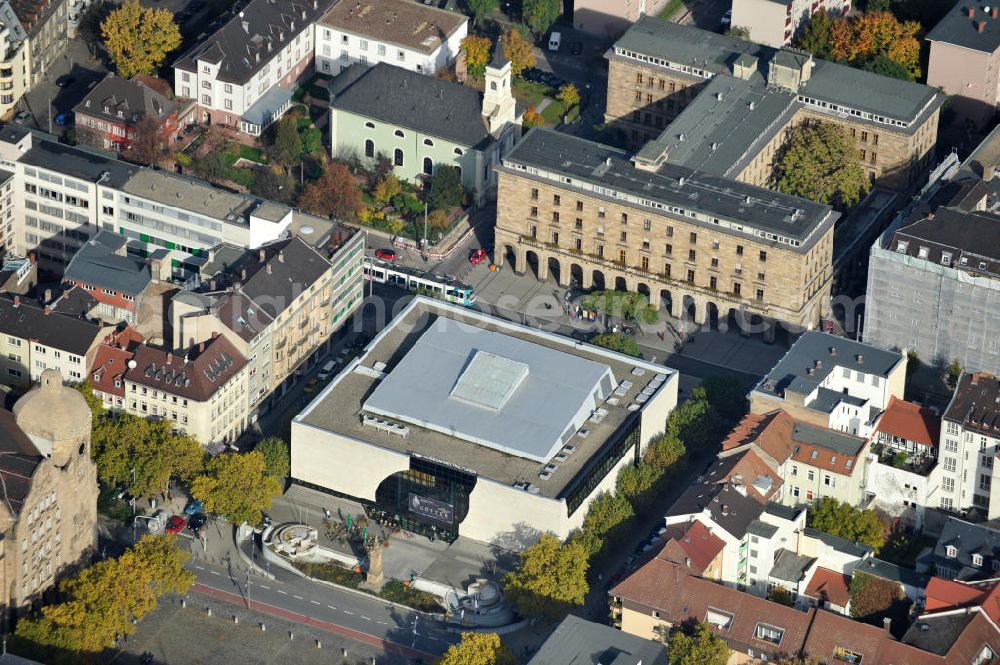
807,469,815,481
733,282,741,295
393,148,403,166
688,249,696,261
705,608,734,630
943,477,955,493
946,545,957,558
833,646,863,664
553,194,561,205
941,497,953,510
973,553,984,567
530,206,538,218
365,121,375,129
423,138,434,146
341,34,349,45
378,44,386,56
453,148,463,156
943,457,957,473
689,232,697,243
755,623,784,645
792,486,800,497
531,188,539,200
643,219,651,231
553,212,561,223
760,250,767,261
736,244,743,255
360,39,368,51
686,269,694,283
756,288,764,302
364,139,374,158
944,438,959,452
397,50,405,62
981,474,992,491
422,157,432,176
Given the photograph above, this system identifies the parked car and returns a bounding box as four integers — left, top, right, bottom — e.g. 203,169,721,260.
13,111,31,125
165,515,186,534
317,360,337,381
721,9,732,27
184,498,204,515
187,513,207,533
54,113,68,126
303,377,319,393
469,248,487,264
375,248,398,261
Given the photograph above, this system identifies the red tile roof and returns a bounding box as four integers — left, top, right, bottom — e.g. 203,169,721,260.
90,326,144,398
876,396,941,447
714,448,783,502
125,334,246,402
925,577,990,613
803,567,851,608
656,520,725,574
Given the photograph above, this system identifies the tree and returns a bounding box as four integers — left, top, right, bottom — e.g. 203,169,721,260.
523,106,544,128
768,584,795,606
725,26,752,39
591,333,641,357
256,436,290,478
298,162,363,219
427,165,464,210
523,0,560,37
795,10,834,59
373,173,402,206
849,571,909,630
665,387,721,452
867,0,892,11
946,360,963,389
666,623,730,665
466,0,499,27
91,414,205,499
271,116,303,167
615,461,659,506
863,53,913,81
501,29,536,76
700,374,749,423
645,435,686,471
556,83,580,110
773,122,869,209
807,497,886,550
503,533,589,621
73,380,105,417
250,167,296,204
301,126,324,155
828,11,922,79
191,451,281,525
77,1,110,55
427,209,450,233
14,535,194,660
437,632,516,665
194,150,228,183
101,0,181,78
460,35,493,79
580,491,634,553
127,115,166,166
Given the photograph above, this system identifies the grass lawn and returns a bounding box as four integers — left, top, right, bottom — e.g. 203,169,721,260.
659,0,685,19
512,78,548,107
541,100,566,125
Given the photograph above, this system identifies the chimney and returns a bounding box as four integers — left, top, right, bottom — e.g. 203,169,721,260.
278,250,284,263
883,617,892,635
969,6,976,17
43,306,50,316
857,354,864,364
212,331,220,340
266,264,272,275
259,249,266,262
199,341,205,353
685,557,691,567
979,21,987,32
43,288,51,303
241,267,247,282
986,165,997,181
994,6,999,18
209,278,217,291
721,504,729,515
12,295,19,307
830,346,837,356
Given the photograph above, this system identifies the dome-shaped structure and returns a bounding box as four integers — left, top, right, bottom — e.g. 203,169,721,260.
13,369,91,466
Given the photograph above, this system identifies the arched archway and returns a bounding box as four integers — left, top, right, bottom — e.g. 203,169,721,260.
547,257,562,285
659,289,673,317
592,270,605,291
705,301,720,329
636,282,651,300
525,250,540,280
681,295,696,322
570,263,584,289
614,276,627,292
503,245,519,272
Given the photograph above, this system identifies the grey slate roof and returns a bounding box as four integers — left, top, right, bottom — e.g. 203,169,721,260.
748,519,779,538
667,480,764,540
612,16,938,124
330,63,492,148
501,128,835,250
932,517,1000,581
73,74,176,125
18,137,137,188
174,0,336,84
944,373,1000,437
855,557,925,589
0,294,102,356
769,548,815,583
753,331,903,400
900,611,974,655
891,207,1000,277
926,0,1000,53
791,421,867,457
63,231,152,297
764,501,801,522
527,614,668,665
804,527,873,558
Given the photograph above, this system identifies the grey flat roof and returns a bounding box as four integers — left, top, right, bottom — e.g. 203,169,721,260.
753,331,903,400
653,76,798,177
19,137,136,188
748,519,779,538
803,527,873,558
241,87,293,127
121,169,254,222
297,298,676,499
528,614,668,665
502,128,835,250
612,16,938,124
793,422,866,457
769,548,815,583
364,319,615,462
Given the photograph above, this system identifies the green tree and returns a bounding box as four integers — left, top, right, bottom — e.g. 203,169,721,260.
849,571,909,630
73,380,105,417
373,173,402,206
14,535,194,660
615,462,659,506
946,360,963,389
644,435,686,471
91,414,205,499
466,0,499,27
194,150,228,183
271,116,303,167
807,497,886,550
666,623,730,665
504,533,589,621
256,436,290,478
773,122,870,208
437,632,516,665
768,584,795,606
665,387,720,452
460,34,493,79
523,0,560,37
301,126,324,155
863,54,914,81
191,451,282,525
795,9,834,58
556,83,580,110
427,164,464,210
699,374,749,423
101,0,181,78
590,333,641,357
580,491,634,554
725,26,752,39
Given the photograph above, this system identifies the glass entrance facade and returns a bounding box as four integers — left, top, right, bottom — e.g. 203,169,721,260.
373,457,476,542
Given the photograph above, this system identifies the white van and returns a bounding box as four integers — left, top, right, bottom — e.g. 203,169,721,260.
548,32,561,52
317,360,337,381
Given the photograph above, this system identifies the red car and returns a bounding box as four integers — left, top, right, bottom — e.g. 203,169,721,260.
165,515,186,534
469,248,487,264
375,248,398,261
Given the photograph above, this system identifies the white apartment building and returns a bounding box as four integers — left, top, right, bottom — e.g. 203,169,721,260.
940,372,1000,518
173,0,333,135
731,0,851,48
0,2,29,119
314,0,467,78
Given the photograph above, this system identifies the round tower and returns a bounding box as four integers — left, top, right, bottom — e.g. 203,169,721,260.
13,369,92,467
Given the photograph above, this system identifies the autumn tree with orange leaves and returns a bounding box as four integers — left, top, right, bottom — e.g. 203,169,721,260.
799,10,921,81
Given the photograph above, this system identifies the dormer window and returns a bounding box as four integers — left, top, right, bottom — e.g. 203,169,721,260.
896,241,908,253
918,246,929,259
941,252,952,266
833,646,863,664
973,553,983,567
946,545,957,558
103,106,109,114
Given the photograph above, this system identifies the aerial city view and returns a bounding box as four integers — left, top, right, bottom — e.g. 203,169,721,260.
0,0,995,662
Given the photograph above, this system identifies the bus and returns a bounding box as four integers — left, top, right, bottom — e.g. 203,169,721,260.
364,258,476,307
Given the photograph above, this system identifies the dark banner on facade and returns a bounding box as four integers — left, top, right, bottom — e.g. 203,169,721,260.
407,493,454,524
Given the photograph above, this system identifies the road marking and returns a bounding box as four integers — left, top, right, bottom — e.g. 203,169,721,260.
310,600,320,605
361,616,371,621
428,636,439,642
343,610,354,615
327,605,336,610
194,565,205,570
276,590,288,595
259,585,269,590
293,595,304,600
210,570,221,575
378,621,387,625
